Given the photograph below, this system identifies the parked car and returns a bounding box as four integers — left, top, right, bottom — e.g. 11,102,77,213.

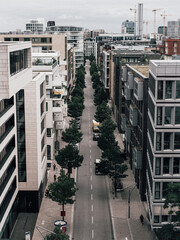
93,133,100,141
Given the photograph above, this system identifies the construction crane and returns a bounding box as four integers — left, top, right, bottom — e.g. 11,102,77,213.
152,8,163,38
130,6,137,35
161,11,172,37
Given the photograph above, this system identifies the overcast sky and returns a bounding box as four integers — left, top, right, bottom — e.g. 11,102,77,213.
0,0,179,33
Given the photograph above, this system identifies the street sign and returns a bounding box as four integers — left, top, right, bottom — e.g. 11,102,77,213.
25,231,31,240
61,211,66,217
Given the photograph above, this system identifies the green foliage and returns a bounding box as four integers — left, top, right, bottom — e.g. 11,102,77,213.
99,117,117,134
46,227,69,240
68,100,84,118
95,101,111,123
48,169,78,205
90,61,98,75
89,54,96,62
56,144,83,170
164,183,180,222
157,224,175,240
91,72,100,82
94,87,108,106
71,85,84,99
61,121,83,144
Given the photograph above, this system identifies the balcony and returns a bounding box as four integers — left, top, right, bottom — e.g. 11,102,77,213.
56,121,64,130
127,72,134,89
129,104,138,126
124,83,132,101
54,112,63,121
121,114,126,131
122,66,127,82
133,146,142,169
125,124,131,142
134,78,143,101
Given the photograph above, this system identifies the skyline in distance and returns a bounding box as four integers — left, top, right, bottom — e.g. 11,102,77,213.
0,0,178,34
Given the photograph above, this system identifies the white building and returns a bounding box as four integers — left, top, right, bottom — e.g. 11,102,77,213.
32,50,68,165
0,41,47,239
167,19,180,37
26,18,45,33
102,50,110,91
46,25,84,70
84,38,97,60
147,60,180,229
137,3,143,39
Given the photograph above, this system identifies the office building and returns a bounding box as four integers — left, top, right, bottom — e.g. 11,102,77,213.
26,18,44,33
46,25,84,70
0,41,47,238
137,3,143,39
167,19,180,37
84,38,97,59
121,20,135,34
147,60,180,228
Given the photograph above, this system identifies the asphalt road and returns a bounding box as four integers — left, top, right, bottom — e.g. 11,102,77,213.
72,61,113,240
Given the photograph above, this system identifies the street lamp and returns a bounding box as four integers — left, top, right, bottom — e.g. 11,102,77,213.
128,185,136,218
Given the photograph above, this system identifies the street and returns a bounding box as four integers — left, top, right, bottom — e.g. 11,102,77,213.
72,61,113,240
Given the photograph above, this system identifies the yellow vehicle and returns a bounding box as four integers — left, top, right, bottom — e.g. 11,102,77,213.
92,120,100,132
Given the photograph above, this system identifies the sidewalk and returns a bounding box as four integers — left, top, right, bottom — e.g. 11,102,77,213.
107,126,158,240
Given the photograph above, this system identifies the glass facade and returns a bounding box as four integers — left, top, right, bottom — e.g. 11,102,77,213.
10,49,28,76
16,90,27,182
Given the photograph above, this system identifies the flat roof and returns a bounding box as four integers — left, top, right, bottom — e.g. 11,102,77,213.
130,65,149,78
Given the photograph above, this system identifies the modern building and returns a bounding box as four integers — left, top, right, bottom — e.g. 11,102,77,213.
167,19,180,37
32,50,68,165
0,41,47,239
147,60,180,229
137,3,143,39
158,26,167,36
84,29,105,39
46,25,84,70
122,65,149,201
102,50,110,93
121,20,135,34
84,38,97,60
26,18,45,33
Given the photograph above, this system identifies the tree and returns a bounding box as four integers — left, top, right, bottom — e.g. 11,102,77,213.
56,144,83,175
95,101,111,123
61,121,83,144
157,224,175,240
89,54,96,62
68,100,84,118
71,85,84,99
48,170,78,221
90,61,98,75
94,86,108,106
46,227,69,240
164,183,180,222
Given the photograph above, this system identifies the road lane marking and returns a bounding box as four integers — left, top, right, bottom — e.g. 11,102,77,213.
91,204,93,212
92,216,94,224
92,229,94,239
91,183,93,190
91,194,93,200
90,161,92,166
90,168,92,173
90,149,91,153
90,175,92,181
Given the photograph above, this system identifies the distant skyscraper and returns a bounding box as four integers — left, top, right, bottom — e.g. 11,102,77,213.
26,18,44,33
121,20,135,34
167,19,180,37
137,3,143,39
158,26,167,36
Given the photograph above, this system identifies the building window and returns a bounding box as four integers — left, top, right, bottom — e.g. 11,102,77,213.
165,81,172,99
163,158,170,174
46,102,48,111
174,133,180,150
156,132,162,150
173,158,180,174
162,182,169,198
155,158,161,175
164,107,172,124
32,38,39,42
157,107,162,125
157,81,163,99
162,215,168,222
13,38,19,41
155,182,160,199
5,38,11,41
175,107,180,124
41,38,47,43
164,133,171,150
41,101,45,116
42,46,47,51
41,119,45,133
41,136,45,151
154,216,160,223
10,49,28,76
47,145,51,160
40,82,44,98
24,38,30,41
47,128,51,137
176,81,180,99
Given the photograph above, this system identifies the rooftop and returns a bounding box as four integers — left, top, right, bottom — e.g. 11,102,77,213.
130,65,149,78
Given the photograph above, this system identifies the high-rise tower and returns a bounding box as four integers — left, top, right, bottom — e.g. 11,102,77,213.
137,3,143,39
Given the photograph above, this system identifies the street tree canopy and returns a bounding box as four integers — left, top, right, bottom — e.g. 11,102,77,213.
56,144,83,170
95,101,111,123
61,121,83,144
48,169,77,205
94,87,108,106
46,227,69,240
68,100,84,118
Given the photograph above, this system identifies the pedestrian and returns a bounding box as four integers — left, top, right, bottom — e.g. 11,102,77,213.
140,214,144,225
54,174,57,182
53,163,56,171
